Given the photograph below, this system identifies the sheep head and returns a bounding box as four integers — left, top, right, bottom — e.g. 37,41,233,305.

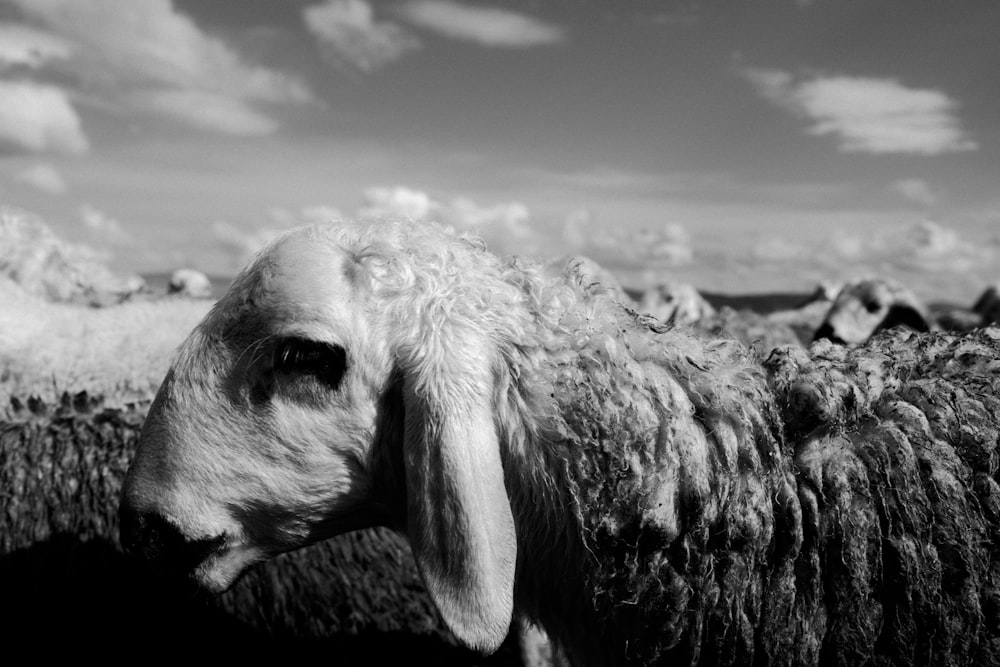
812,277,932,345
119,222,517,653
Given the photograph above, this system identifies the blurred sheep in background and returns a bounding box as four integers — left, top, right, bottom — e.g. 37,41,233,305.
0,208,147,306
167,268,214,299
812,276,936,345
636,281,716,327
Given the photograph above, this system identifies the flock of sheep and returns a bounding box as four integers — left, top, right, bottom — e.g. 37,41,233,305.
3,219,1000,665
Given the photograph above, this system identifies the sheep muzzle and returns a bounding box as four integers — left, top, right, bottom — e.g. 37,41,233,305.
119,504,226,581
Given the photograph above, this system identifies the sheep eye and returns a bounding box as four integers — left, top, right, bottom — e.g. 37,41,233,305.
271,338,347,390
864,300,881,314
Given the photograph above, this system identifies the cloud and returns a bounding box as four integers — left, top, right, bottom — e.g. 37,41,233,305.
827,218,991,274
562,211,693,270
0,80,88,153
742,67,976,155
890,178,938,206
358,185,435,220
5,0,311,136
79,204,132,245
396,0,564,47
210,206,346,271
267,204,346,227
14,163,67,194
303,0,420,72
357,185,533,243
133,89,279,136
0,23,72,68
211,220,287,263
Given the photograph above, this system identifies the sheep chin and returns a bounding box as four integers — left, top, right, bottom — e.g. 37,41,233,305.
191,543,265,593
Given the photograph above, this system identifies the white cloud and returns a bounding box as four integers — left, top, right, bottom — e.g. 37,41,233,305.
210,205,347,272
827,219,991,273
14,163,67,194
5,0,311,137
357,185,532,238
396,0,564,47
133,89,278,136
890,178,938,206
359,185,435,220
0,23,72,68
267,205,345,227
79,204,131,245
442,197,531,237
303,0,420,72
562,212,693,270
742,67,976,155
211,220,288,262
0,80,88,153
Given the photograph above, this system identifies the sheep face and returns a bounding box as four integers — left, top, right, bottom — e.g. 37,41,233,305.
812,278,930,345
122,231,391,589
120,224,517,653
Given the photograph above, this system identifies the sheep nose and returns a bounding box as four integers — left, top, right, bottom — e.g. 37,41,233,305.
119,506,223,575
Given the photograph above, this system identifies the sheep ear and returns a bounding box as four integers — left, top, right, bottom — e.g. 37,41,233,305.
400,337,516,654
880,304,930,333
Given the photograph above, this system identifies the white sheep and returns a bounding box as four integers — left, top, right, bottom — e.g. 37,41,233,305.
542,254,631,304
167,268,214,299
636,281,716,327
812,276,935,345
0,277,213,408
120,221,1000,665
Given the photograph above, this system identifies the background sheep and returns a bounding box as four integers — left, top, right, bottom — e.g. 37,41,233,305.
120,220,1000,666
0,277,212,408
635,281,716,327
0,208,146,306
168,267,214,299
644,282,839,357
973,283,1000,324
812,276,936,344
542,254,631,304
939,282,1000,331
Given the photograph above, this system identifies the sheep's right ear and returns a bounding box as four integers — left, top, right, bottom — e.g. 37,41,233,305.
398,331,517,655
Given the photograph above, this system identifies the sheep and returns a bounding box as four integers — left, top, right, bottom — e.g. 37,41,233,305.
812,276,936,345
936,283,1000,331
649,282,838,356
636,282,716,327
2,394,523,661
543,254,631,304
0,277,213,408
973,283,1000,325
119,220,1000,666
1,392,530,658
168,268,214,299
0,207,146,306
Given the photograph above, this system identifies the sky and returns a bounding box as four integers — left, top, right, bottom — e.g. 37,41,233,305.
0,0,998,302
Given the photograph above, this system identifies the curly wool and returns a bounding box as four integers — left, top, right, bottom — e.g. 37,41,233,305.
763,328,1000,666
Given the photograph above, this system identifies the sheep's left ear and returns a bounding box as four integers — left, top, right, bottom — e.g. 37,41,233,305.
399,330,517,654
880,304,931,333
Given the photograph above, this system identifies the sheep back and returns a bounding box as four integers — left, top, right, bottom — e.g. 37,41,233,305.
764,327,1000,666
